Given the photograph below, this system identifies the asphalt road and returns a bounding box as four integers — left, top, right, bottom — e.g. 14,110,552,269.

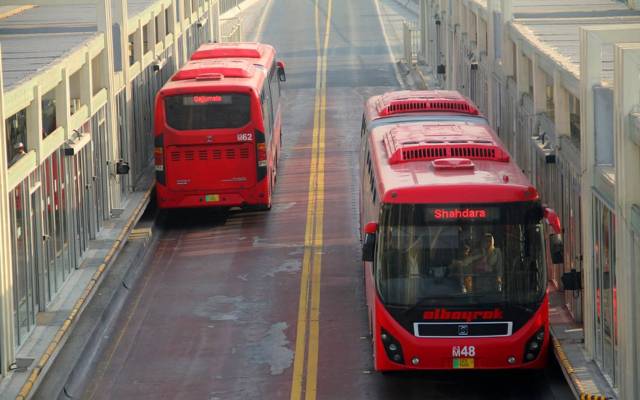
83,0,575,399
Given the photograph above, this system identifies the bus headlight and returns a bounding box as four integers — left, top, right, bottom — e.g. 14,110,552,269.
380,328,404,365
523,327,545,363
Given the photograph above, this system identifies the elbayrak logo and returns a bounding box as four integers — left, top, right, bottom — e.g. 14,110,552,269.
422,308,504,322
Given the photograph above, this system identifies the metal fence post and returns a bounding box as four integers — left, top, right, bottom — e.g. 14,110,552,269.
211,0,221,43
419,0,427,63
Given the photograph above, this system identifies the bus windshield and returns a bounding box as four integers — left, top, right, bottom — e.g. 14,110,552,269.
375,202,546,308
165,93,251,130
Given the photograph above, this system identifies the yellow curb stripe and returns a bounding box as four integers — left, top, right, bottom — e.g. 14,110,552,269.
553,337,610,400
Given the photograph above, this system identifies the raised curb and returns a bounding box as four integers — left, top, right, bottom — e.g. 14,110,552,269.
550,332,615,400
14,187,153,400
32,212,160,399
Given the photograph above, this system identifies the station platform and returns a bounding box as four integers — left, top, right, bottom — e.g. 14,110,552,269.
549,288,617,400
0,179,154,400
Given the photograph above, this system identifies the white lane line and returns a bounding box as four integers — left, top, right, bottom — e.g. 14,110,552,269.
373,0,406,89
253,0,275,41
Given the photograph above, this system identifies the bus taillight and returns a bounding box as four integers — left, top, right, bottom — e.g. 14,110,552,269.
255,130,267,182
154,147,164,171
257,143,267,167
154,135,166,184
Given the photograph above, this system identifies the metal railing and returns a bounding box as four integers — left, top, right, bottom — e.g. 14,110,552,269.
219,0,241,14
517,93,535,177
403,21,420,65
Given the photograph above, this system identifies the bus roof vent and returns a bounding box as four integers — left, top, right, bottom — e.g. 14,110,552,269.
195,73,224,81
191,42,266,60
431,158,475,170
376,90,480,116
383,128,509,164
172,60,255,81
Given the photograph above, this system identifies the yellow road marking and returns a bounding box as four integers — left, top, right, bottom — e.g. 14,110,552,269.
290,0,332,399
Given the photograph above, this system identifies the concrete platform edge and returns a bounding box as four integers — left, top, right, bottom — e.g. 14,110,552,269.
32,212,161,400
10,185,153,400
550,324,616,400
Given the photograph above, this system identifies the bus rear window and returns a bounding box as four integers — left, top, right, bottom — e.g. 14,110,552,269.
164,93,251,130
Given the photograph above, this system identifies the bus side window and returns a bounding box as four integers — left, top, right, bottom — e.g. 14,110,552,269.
261,86,273,139
266,77,274,131
269,63,280,113
367,151,376,201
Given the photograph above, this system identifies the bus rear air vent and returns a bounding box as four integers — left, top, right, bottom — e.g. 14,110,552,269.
376,91,480,116
172,60,255,81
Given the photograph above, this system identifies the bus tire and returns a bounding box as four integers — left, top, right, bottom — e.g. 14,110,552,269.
259,178,273,211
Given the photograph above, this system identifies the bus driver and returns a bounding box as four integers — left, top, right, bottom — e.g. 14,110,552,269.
451,234,503,293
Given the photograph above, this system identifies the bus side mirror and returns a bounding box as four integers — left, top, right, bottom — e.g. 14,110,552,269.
561,269,582,291
544,207,563,264
544,207,562,234
549,233,564,264
277,61,286,82
362,222,378,262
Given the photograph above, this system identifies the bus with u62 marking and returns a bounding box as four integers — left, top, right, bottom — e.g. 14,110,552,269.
360,90,565,371
154,42,285,210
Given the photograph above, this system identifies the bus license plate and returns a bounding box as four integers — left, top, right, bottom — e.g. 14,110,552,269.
205,194,220,202
453,358,474,369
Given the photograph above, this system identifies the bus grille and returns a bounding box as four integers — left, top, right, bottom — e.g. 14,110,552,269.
169,146,251,162
413,322,513,338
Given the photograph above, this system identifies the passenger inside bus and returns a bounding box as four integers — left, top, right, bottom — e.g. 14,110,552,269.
481,233,504,291
449,233,504,293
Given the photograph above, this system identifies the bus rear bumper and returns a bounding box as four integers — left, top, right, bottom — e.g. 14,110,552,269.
156,184,268,209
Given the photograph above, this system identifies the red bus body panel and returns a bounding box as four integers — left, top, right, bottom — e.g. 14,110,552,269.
361,90,551,372
364,262,550,371
155,43,282,209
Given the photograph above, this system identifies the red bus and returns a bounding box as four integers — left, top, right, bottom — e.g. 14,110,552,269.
360,90,564,371
154,42,285,210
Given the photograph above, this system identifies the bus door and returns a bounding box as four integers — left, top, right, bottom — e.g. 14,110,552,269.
162,93,256,192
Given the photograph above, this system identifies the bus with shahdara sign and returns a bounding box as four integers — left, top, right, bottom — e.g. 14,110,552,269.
360,90,565,371
154,42,285,210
